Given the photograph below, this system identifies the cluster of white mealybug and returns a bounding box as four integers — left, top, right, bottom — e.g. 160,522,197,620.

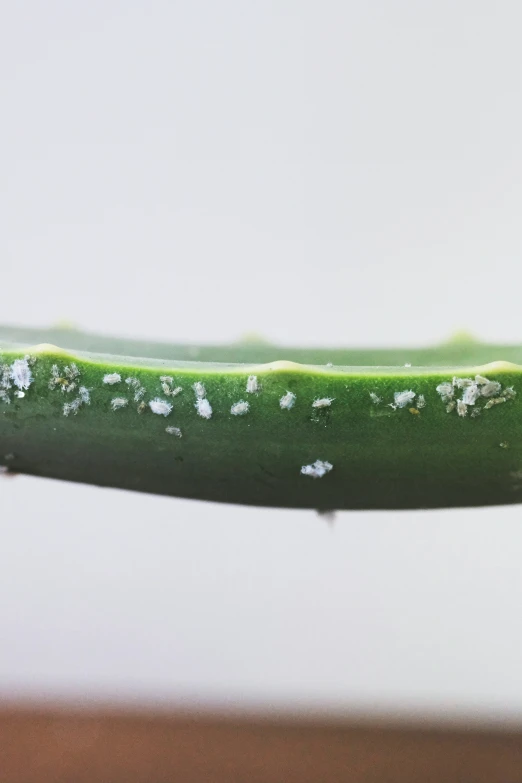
436,374,516,417
370,389,425,412
193,381,212,419
125,376,146,403
63,386,91,416
4,356,520,485
160,376,182,397
47,362,91,416
228,375,259,415
49,362,80,394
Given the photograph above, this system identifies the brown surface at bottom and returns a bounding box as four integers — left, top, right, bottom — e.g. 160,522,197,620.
0,705,521,783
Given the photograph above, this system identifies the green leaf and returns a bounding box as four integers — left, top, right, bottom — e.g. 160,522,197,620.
1,324,521,511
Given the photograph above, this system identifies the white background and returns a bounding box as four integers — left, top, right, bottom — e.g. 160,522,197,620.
1,1,522,720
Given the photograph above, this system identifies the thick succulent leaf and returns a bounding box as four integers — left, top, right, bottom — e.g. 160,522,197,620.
0,325,521,510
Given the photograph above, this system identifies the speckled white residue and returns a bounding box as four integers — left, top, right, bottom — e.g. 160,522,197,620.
1,364,12,390
78,386,91,404
393,390,416,409
50,362,80,394
446,401,456,413
312,397,334,409
149,398,173,416
416,394,426,409
63,398,83,417
231,400,249,416
246,375,259,394
193,381,206,399
111,397,128,411
0,362,12,404
10,357,33,390
301,459,333,479
369,392,382,405
195,397,212,419
166,426,182,437
103,373,121,385
63,386,90,416
50,363,89,415
280,391,296,410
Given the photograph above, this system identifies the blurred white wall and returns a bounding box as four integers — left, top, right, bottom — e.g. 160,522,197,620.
1,0,522,720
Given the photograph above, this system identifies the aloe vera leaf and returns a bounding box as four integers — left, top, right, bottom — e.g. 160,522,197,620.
0,325,521,511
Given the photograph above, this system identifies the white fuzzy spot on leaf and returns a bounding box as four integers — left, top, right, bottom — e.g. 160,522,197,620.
301,459,333,479
103,373,121,385
312,397,334,408
280,391,296,410
246,375,259,394
231,400,250,416
149,398,173,416
10,358,33,390
111,397,128,411
195,398,212,419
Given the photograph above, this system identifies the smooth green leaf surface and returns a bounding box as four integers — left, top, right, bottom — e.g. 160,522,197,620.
1,325,521,510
